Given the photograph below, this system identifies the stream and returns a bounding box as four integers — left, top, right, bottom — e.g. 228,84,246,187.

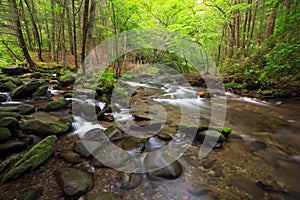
1,76,300,200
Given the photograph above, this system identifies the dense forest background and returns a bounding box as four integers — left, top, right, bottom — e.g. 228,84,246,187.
0,0,299,97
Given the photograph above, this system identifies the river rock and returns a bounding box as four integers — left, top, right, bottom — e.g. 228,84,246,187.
74,140,101,157
148,160,183,180
45,99,69,111
0,94,8,102
54,167,93,196
0,153,22,173
32,85,49,98
60,151,82,164
0,104,35,115
116,172,143,190
0,117,19,128
145,137,166,151
19,112,71,138
0,112,21,120
2,66,26,76
11,81,42,99
2,135,57,182
0,140,26,154
30,72,43,79
87,192,121,200
0,127,11,141
115,137,144,153
104,126,125,141
59,74,76,87
0,80,17,92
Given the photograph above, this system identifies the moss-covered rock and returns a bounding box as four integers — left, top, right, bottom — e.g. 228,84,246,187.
2,135,57,182
45,99,69,111
32,85,49,98
59,74,75,87
30,72,43,79
0,127,11,141
0,112,22,120
2,66,26,76
11,81,42,99
225,82,244,89
0,117,19,128
0,80,17,92
180,125,232,138
0,104,35,115
0,94,7,102
19,112,71,138
0,153,22,173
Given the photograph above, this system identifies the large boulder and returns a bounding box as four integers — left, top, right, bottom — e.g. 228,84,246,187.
0,127,11,141
2,66,26,76
45,99,69,111
11,81,42,99
2,135,57,181
0,140,27,155
19,112,71,138
0,117,19,128
55,167,93,196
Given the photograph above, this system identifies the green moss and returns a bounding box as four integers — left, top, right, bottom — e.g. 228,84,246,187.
225,83,244,89
0,117,19,128
0,127,11,141
2,135,57,182
0,112,21,120
181,125,232,137
0,153,22,173
45,99,69,111
2,81,17,91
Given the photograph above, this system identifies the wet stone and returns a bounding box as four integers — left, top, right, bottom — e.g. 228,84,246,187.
55,167,93,196
74,140,101,158
0,140,26,154
116,172,143,190
60,152,82,164
18,188,43,200
148,160,183,180
250,140,268,151
0,94,8,102
157,132,172,141
0,127,11,141
145,137,166,152
203,159,215,169
116,137,145,153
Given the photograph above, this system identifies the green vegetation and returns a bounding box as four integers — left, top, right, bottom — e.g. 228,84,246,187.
0,0,298,98
2,135,57,182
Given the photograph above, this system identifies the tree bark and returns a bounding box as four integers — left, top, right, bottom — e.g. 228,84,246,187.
266,1,279,38
10,0,35,69
81,0,90,72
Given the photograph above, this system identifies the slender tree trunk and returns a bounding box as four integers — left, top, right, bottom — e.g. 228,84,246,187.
10,0,35,69
81,0,90,71
250,0,258,43
266,1,279,38
86,0,96,55
72,0,78,67
60,0,66,67
24,0,43,61
257,0,265,44
19,0,33,51
51,0,56,61
1,40,23,61
66,0,74,55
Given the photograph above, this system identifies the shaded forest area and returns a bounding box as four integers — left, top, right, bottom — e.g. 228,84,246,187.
0,0,299,98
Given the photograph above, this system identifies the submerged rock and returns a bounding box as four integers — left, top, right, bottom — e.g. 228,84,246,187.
19,112,71,138
55,167,93,196
59,74,76,87
60,151,82,164
116,172,143,190
2,135,57,182
148,160,183,180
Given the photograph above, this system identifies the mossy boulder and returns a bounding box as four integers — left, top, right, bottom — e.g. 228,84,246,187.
0,104,35,115
0,127,11,141
45,99,69,111
32,85,49,98
0,117,19,128
0,94,8,102
0,153,22,173
2,66,26,76
11,81,42,99
2,135,57,182
19,112,71,138
0,112,21,120
0,74,22,85
59,74,75,87
180,125,232,138
30,72,43,79
0,80,17,92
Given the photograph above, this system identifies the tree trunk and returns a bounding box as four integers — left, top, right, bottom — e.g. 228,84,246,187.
19,0,33,51
66,0,74,55
266,1,279,38
50,0,56,61
86,0,96,55
72,0,78,67
81,0,90,72
10,0,35,69
24,0,43,61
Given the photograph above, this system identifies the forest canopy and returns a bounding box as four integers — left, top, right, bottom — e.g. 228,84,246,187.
0,0,299,96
